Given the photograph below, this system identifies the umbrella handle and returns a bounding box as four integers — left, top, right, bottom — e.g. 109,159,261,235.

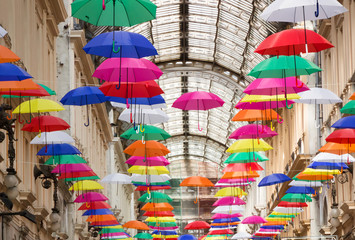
270,122,275,131
115,80,121,90
18,114,24,124
194,197,198,204
277,114,283,124
315,0,319,17
6,111,12,120
102,0,106,10
296,79,304,88
134,122,139,132
38,130,42,138
198,122,203,132
315,121,320,129
25,114,32,124
140,124,145,132
286,99,293,109
142,135,146,144
84,105,90,127
147,188,151,200
112,40,120,53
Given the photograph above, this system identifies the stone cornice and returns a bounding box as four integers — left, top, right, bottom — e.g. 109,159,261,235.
19,191,37,209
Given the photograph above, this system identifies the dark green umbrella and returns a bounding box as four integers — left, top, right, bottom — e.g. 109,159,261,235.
71,0,156,27
147,222,177,227
281,193,312,203
134,233,153,239
44,155,87,165
224,152,269,164
121,125,171,142
138,192,172,203
65,176,100,182
341,101,355,114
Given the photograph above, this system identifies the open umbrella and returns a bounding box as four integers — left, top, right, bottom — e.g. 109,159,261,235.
51,163,92,174
100,81,164,99
185,221,210,230
69,180,104,191
45,155,87,165
74,192,108,203
0,63,32,81
242,216,267,224
231,232,252,239
179,235,197,240
341,101,355,114
37,143,81,156
215,187,247,197
232,109,281,123
124,140,170,157
110,95,166,109
277,201,308,208
258,174,291,187
30,131,74,145
312,152,355,163
229,124,278,140
141,202,174,211
223,163,264,173
121,125,171,142
101,173,132,184
0,46,20,63
83,209,114,216
78,201,111,210
227,139,273,153
319,142,355,155
128,166,169,175
286,186,315,194
21,116,70,133
213,197,246,206
332,116,355,129
123,220,150,230
119,108,169,125
139,192,172,203
281,193,312,203
224,152,269,164
135,233,153,239
126,156,170,166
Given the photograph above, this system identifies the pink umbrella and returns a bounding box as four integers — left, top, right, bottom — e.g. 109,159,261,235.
235,100,295,110
244,77,309,96
229,124,278,140
223,163,264,173
93,58,163,86
74,192,108,203
51,163,92,173
172,91,224,131
126,156,170,166
241,216,267,224
150,226,179,230
213,197,246,206
217,179,256,184
101,233,129,238
212,213,243,219
259,229,281,232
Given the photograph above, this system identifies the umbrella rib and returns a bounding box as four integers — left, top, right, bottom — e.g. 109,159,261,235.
121,1,132,26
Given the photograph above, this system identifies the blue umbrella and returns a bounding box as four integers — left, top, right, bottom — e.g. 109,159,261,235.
109,95,166,108
60,86,107,126
332,116,355,129
152,230,177,235
212,217,240,223
179,235,197,240
308,161,348,170
258,173,291,187
286,186,315,194
83,31,157,58
0,63,32,81
83,209,114,216
260,225,284,230
37,144,81,156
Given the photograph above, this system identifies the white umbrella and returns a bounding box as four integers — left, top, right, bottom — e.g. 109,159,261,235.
0,26,7,38
293,88,342,104
273,207,304,214
130,174,171,183
231,232,252,239
101,173,132,184
30,131,75,144
289,180,322,187
119,108,169,124
256,231,281,235
260,0,348,23
111,101,166,109
212,205,244,214
312,152,355,163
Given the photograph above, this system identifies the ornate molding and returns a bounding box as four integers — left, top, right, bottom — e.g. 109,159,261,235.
34,207,50,222
19,191,37,209
340,201,355,216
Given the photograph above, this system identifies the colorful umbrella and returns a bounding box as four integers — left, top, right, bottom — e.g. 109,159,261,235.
121,125,171,141
312,152,355,163
131,174,171,183
341,101,355,114
0,63,32,81
135,233,153,239
82,209,114,216
212,213,243,219
74,192,108,203
57,171,98,180
21,116,70,132
281,193,312,202
215,187,247,197
221,171,260,180
119,108,169,125
185,221,210,230
144,211,175,217
227,139,273,153
69,180,104,191
289,180,322,187
273,207,304,214
30,131,74,144
179,235,197,240
229,124,278,140
51,164,92,174
223,163,264,173
326,129,355,144
0,46,20,63
101,173,132,184
232,109,281,122
128,166,169,175
123,220,150,230
235,100,296,110
110,95,166,109
124,140,170,157
139,192,172,203
180,176,214,187
13,99,64,114
294,88,341,104
286,186,315,194
100,81,164,99
126,156,170,166
319,142,355,155
224,152,269,164
277,201,308,208
213,197,246,206
242,216,267,224
45,155,87,165
258,174,291,187
37,143,81,156
141,203,174,211
332,116,355,129
78,201,111,210
231,232,252,239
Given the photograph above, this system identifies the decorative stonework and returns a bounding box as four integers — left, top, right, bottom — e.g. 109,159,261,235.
19,191,37,209
34,207,50,222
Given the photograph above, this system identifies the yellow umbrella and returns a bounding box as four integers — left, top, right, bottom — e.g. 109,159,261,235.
265,217,292,221
153,235,179,239
227,139,273,153
214,187,247,197
69,180,104,191
128,166,169,175
302,168,340,175
12,99,65,113
271,212,300,216
241,94,300,103
101,225,123,229
145,217,176,222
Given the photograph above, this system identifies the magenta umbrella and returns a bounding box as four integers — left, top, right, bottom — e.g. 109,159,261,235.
74,192,108,203
241,216,267,224
229,124,278,140
93,58,163,87
51,163,92,174
212,213,243,219
126,156,170,166
235,100,295,110
172,91,224,131
213,197,246,206
101,233,129,238
150,226,179,230
217,179,256,184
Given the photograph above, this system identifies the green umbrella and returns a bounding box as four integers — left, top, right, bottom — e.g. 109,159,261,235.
132,181,170,186
268,214,296,218
100,228,126,234
224,152,269,164
44,155,87,165
147,222,177,227
71,0,156,27
248,56,322,79
341,101,355,114
2,83,56,98
281,193,312,203
121,125,171,141
134,233,153,239
64,176,100,182
139,192,172,203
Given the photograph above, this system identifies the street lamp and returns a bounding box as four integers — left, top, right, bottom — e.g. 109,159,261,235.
330,183,341,228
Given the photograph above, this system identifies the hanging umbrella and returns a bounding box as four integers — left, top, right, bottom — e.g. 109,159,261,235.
258,174,291,187
74,192,108,203
144,211,175,217
213,197,246,206
51,164,92,174
308,161,348,170
87,214,117,222
121,125,171,141
69,180,104,191
215,187,247,197
179,235,197,240
21,116,70,132
277,201,308,208
221,171,260,180
212,213,243,219
231,232,252,239
302,168,340,175
172,91,224,131
135,233,153,239
0,79,38,92
30,131,74,144
319,142,355,155
83,31,157,58
110,95,166,109
128,166,169,175
82,209,114,216
37,143,81,156
223,163,264,173
288,180,322,187
123,220,150,230
286,186,315,194
126,156,170,166
273,207,304,214
229,124,278,140
185,221,211,230
227,139,273,153
119,108,169,125
101,173,132,184
78,201,111,210
217,178,256,185
124,140,170,157
45,155,87,165
281,193,312,203
71,0,156,27
0,63,32,81
141,202,174,211
139,192,172,203
294,88,341,104
224,152,269,164
326,129,355,145
240,94,300,102
311,152,355,163
235,99,296,110
241,216,267,224
131,174,171,183
232,109,281,122
332,116,355,129
57,171,98,181
180,176,214,187
294,172,333,181
0,26,7,38
0,83,52,97
341,101,355,114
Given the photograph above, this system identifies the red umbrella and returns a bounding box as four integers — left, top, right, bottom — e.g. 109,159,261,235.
99,81,164,98
78,201,111,210
57,171,97,179
143,211,175,217
0,84,50,97
277,201,308,208
135,186,171,191
223,162,264,173
21,116,70,132
326,129,355,144
208,229,233,235
185,221,210,230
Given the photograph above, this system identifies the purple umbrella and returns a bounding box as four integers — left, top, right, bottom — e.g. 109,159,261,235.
51,163,92,174
74,192,108,203
229,124,278,140
172,91,224,131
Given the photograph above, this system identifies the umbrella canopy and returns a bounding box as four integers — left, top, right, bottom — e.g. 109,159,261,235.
100,81,164,98
341,101,355,114
332,116,355,129
215,187,247,197
71,0,156,27
131,174,171,183
308,161,348,170
119,108,169,124
0,46,20,63
13,99,65,114
232,109,281,122
185,221,211,230
221,171,260,180
223,163,264,173
281,193,312,202
326,129,355,144
0,83,51,97
135,233,153,239
124,140,170,157
212,213,243,219
51,163,92,174
231,232,252,239
172,91,224,110
126,156,170,167
101,173,132,184
82,209,114,216
45,155,87,165
110,95,166,109
248,56,321,78
260,0,348,22
235,100,295,110
60,86,107,105
277,201,308,208
69,180,104,191
141,202,174,211
258,174,291,187
57,171,98,180
0,79,39,91
312,152,355,163
179,235,197,240
273,207,304,214
37,144,81,156
180,176,214,187
227,139,273,153
74,192,108,203
302,168,340,175
139,192,172,203
21,116,70,132
293,88,342,104
294,172,334,181
319,142,355,155
229,124,278,140
242,216,267,224
78,201,112,210
213,197,246,206
143,211,175,217
83,31,157,58
128,165,169,175
0,63,32,81
123,220,150,230
286,186,315,194
121,125,171,141
240,94,300,102
225,152,269,164
30,131,74,144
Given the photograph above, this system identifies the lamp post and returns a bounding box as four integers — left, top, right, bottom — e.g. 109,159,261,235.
0,104,19,200
330,183,340,228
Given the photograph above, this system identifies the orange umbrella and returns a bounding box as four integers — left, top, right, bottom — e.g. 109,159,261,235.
86,214,117,222
263,221,288,226
142,202,174,211
0,83,50,96
180,176,214,187
319,142,355,155
0,79,39,91
232,109,281,122
221,171,260,179
123,220,150,230
0,46,20,63
295,172,333,181
349,93,355,100
124,140,170,157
